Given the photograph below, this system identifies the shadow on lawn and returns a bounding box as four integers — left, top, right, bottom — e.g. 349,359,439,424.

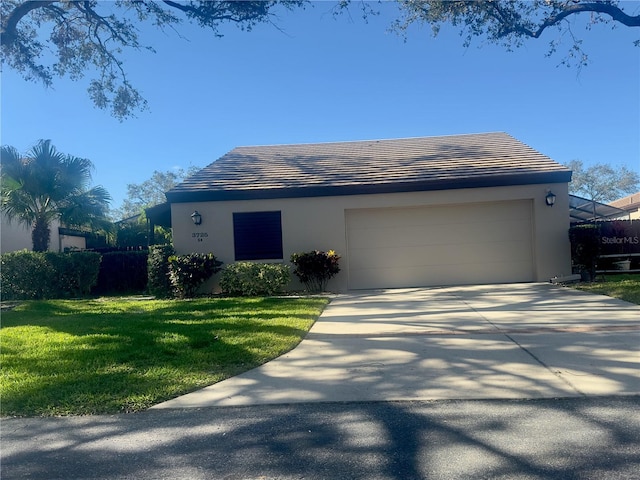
0,297,326,416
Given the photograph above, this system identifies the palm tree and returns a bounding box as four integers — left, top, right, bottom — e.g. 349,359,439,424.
1,140,112,252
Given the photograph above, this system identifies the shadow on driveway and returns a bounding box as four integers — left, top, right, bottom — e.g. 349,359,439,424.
2,397,639,479
153,283,640,408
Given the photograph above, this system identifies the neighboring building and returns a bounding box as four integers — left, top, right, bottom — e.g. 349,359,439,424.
609,192,640,220
166,132,573,291
1,212,87,253
58,228,88,251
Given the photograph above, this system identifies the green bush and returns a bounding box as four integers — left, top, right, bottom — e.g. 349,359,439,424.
168,253,223,298
290,250,341,292
220,262,291,296
1,251,54,300
1,251,101,300
147,244,175,298
115,221,148,248
93,250,148,295
48,251,102,297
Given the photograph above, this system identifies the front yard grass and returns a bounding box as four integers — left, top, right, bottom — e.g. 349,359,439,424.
573,274,640,305
0,296,328,417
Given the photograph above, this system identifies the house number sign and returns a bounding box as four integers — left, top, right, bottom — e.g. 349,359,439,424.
192,232,209,243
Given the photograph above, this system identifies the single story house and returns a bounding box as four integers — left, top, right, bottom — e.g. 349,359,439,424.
1,213,88,253
165,132,573,291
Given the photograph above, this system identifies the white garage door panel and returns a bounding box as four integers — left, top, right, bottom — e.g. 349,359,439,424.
348,261,532,289
348,243,531,271
346,201,534,289
348,219,532,256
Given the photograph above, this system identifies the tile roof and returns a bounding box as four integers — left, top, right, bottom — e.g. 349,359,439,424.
166,132,572,202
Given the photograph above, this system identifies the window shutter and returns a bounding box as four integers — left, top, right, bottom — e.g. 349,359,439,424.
233,211,283,260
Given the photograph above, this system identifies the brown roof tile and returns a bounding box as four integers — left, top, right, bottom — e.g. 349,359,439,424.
166,132,571,202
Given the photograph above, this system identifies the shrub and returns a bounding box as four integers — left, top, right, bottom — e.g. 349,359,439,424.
569,223,601,281
220,262,291,296
93,250,148,295
168,253,223,298
47,251,102,297
0,251,101,300
1,251,54,300
147,244,175,298
290,250,341,292
115,221,148,248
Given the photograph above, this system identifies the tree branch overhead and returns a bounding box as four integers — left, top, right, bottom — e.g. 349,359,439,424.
2,0,638,120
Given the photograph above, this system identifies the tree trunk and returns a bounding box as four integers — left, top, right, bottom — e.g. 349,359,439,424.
32,218,51,252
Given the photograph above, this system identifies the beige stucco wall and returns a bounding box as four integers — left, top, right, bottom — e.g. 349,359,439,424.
171,183,571,292
60,234,87,251
1,213,61,253
610,192,640,219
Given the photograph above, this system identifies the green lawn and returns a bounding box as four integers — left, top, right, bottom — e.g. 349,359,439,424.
0,296,328,417
573,274,640,305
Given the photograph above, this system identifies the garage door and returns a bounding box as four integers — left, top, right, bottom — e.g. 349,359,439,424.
346,201,534,289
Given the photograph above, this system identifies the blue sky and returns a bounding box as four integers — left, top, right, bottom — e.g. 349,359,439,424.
1,1,639,214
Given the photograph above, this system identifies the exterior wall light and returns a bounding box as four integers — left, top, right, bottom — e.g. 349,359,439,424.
191,210,202,225
545,191,556,207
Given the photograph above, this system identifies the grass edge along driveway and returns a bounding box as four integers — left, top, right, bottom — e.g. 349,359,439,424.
572,274,640,305
0,296,328,417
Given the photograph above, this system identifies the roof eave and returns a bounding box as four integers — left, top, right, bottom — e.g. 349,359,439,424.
166,171,571,204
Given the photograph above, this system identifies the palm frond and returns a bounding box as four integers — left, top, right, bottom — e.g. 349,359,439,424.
1,140,113,243
60,185,112,230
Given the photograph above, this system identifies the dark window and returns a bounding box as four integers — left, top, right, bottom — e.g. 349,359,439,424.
233,211,283,261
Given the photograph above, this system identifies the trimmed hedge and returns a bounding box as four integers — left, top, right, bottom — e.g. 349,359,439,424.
93,250,149,295
147,244,175,298
220,262,291,296
1,251,101,300
1,251,53,300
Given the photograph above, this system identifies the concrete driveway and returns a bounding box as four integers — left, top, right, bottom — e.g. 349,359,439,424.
152,283,640,409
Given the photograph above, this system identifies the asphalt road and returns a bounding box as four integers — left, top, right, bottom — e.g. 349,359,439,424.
2,396,639,480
